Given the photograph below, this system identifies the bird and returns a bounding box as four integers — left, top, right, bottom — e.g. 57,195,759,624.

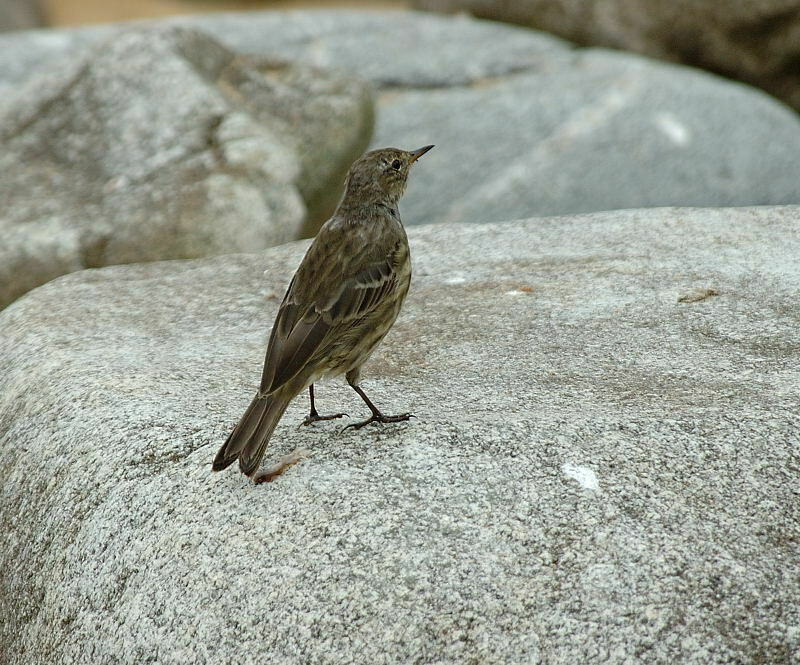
212,144,434,483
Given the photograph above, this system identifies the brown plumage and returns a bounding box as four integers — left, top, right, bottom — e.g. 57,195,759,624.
212,145,434,482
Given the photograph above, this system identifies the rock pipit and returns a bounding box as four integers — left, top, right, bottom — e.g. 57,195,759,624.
213,145,434,483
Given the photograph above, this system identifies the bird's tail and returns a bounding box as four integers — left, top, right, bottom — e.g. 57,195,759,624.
212,392,292,477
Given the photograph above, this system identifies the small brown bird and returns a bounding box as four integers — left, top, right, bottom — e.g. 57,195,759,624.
212,145,434,482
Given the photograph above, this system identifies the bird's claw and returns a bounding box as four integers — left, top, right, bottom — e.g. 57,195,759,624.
301,412,348,427
341,412,414,432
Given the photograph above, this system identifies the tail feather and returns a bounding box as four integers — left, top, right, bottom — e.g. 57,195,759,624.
212,393,291,476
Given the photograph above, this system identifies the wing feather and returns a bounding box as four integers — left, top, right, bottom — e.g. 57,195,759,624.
260,254,398,394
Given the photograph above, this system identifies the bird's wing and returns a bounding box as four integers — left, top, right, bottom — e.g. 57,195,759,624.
316,258,397,324
259,242,400,395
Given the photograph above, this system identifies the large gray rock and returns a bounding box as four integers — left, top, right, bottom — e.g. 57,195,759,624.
0,11,563,92
188,11,800,225
373,49,800,227
0,24,373,309
1,11,799,234
183,12,800,227
1,206,799,664
413,0,800,113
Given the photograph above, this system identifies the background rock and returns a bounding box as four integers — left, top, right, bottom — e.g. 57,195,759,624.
413,0,800,113
1,11,798,238
371,49,800,227
1,205,799,664
0,23,373,309
181,12,800,227
0,0,44,32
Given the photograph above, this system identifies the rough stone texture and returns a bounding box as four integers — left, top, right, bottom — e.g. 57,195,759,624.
1,206,799,665
413,0,800,113
0,23,373,309
1,11,799,236
0,0,43,32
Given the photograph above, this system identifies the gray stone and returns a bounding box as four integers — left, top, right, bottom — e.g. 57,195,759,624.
0,25,114,95
0,24,373,309
0,0,44,32
181,12,800,226
1,11,798,236
413,0,800,113
373,49,800,227
1,205,799,664
0,11,569,92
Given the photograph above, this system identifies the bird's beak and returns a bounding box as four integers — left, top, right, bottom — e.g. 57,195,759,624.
409,145,435,163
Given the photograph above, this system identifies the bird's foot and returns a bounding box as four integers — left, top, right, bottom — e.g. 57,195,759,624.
301,411,348,427
342,411,414,432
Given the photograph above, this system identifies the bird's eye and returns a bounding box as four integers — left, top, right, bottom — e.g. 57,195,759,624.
391,159,402,170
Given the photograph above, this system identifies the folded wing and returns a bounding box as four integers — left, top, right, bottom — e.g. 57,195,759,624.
259,255,398,395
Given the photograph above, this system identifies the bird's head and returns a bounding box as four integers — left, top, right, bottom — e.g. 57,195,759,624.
341,145,434,206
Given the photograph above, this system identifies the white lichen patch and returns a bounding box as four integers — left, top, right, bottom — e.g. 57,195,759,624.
562,462,600,491
653,112,691,146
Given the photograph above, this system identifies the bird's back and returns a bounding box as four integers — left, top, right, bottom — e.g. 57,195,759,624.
259,207,410,394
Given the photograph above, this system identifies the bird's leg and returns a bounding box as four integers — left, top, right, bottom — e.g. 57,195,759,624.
301,384,347,426
343,372,413,431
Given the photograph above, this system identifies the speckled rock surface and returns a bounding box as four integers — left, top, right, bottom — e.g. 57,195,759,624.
0,23,372,309
1,206,799,664
413,0,800,113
